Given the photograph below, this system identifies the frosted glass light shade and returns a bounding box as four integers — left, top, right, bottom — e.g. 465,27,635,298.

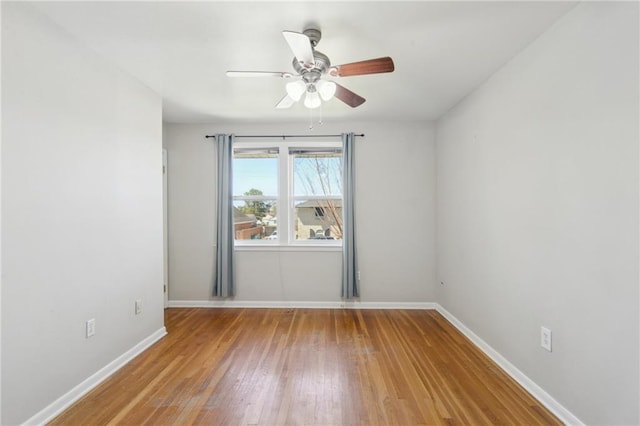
304,91,321,109
316,80,336,101
285,80,306,101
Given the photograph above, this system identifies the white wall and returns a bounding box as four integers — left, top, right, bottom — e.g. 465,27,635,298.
1,3,165,424
0,3,3,421
436,2,638,425
163,120,436,304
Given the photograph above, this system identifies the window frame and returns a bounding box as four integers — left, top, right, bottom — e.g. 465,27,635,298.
232,140,343,250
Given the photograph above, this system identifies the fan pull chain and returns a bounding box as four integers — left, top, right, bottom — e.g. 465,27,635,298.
307,103,325,130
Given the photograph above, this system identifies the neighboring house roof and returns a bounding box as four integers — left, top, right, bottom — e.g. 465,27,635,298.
296,199,342,208
233,206,256,224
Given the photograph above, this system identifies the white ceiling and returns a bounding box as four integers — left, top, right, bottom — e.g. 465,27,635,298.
31,1,577,124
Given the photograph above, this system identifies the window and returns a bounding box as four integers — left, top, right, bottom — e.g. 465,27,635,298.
233,148,278,241
291,148,342,242
232,141,342,247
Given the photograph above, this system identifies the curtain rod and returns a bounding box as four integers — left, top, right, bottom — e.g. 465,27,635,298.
205,133,364,140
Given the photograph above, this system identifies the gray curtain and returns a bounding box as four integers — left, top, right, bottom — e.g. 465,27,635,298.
214,134,234,297
342,132,359,299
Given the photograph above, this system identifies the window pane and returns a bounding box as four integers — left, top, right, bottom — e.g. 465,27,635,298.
233,149,278,197
293,199,342,241
233,200,277,240
292,151,342,197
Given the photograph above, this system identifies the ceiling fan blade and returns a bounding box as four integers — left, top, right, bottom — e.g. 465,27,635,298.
329,57,395,77
226,71,293,78
282,31,315,69
334,83,366,108
275,94,296,109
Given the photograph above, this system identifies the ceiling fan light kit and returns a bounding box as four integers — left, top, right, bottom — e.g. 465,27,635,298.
227,27,395,112
304,89,322,109
316,80,336,101
285,80,306,101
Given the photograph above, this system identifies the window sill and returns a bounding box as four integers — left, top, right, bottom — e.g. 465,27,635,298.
234,244,342,252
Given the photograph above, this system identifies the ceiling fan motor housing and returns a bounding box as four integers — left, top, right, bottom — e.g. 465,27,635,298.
292,50,330,78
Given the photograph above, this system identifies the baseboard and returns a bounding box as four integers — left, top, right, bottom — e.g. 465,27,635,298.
434,304,584,426
168,299,438,310
23,327,167,426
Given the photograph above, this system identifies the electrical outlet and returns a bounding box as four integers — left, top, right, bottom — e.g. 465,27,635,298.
541,326,552,352
135,299,142,315
357,271,361,281
86,319,96,338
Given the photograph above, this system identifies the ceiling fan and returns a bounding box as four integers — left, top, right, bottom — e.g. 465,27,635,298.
226,27,394,109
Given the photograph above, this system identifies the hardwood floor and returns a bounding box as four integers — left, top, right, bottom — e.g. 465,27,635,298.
50,308,561,425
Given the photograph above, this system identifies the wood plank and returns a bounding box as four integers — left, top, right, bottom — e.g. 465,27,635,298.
49,308,562,425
